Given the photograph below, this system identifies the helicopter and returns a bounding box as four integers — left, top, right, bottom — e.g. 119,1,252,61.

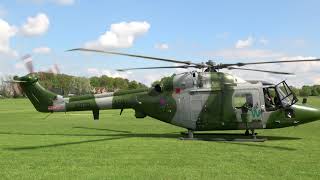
10,48,320,141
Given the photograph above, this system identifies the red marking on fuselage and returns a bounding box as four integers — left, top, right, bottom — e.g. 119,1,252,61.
48,105,64,111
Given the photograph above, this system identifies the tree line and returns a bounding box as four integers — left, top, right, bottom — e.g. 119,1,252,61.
0,72,147,98
291,85,320,97
1,73,320,98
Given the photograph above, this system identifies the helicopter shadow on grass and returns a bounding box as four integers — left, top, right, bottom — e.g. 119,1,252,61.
186,132,301,141
72,126,132,133
0,127,301,151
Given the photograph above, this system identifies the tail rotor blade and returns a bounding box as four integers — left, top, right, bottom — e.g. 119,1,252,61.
13,83,22,95
21,54,34,74
52,64,61,74
47,64,61,75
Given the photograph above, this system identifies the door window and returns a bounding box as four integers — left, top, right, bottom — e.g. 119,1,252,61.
233,93,253,109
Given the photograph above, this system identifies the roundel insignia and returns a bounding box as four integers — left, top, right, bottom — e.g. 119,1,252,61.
159,97,166,106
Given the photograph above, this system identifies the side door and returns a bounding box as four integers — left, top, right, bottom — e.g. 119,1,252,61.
190,92,203,122
233,89,263,129
176,91,191,122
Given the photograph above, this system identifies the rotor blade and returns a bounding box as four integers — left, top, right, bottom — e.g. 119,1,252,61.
21,54,34,73
227,67,294,75
3,80,28,83
116,65,197,72
67,48,204,66
221,58,320,68
54,64,61,74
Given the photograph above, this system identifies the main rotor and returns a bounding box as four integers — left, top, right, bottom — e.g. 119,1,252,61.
67,48,320,75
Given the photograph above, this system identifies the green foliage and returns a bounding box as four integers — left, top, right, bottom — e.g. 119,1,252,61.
36,72,91,96
89,75,146,92
290,86,300,96
152,76,174,91
38,72,147,94
300,85,312,97
289,85,320,97
0,73,147,97
128,81,139,89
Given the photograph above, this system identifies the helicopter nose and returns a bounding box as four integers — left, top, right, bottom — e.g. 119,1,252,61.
292,104,320,124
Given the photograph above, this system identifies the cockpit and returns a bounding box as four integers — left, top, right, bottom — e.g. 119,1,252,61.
263,81,298,111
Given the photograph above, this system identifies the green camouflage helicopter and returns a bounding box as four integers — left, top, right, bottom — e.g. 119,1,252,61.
11,48,320,141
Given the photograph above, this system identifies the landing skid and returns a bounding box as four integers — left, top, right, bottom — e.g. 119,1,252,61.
180,130,267,142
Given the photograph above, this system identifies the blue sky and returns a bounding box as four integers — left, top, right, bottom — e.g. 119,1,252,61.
0,0,320,86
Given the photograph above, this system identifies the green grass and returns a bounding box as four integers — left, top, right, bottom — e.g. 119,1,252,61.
0,98,319,180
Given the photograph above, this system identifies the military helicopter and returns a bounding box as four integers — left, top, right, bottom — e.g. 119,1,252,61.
11,48,320,141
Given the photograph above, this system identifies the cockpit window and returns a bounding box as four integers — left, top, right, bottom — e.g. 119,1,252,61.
263,87,280,111
263,81,298,110
275,81,298,107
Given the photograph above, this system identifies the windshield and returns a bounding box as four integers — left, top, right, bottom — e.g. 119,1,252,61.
275,81,298,107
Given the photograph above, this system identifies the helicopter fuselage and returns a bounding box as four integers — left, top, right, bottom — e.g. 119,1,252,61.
17,71,320,131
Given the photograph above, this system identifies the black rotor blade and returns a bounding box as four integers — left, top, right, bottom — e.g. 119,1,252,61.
220,58,320,68
67,48,204,66
227,67,294,75
117,65,197,72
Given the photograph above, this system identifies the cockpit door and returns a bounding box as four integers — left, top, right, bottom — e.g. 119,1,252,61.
275,81,298,107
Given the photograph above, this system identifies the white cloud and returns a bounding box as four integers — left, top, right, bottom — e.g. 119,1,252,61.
101,69,129,79
54,0,75,5
32,46,51,54
129,70,172,86
87,67,173,86
87,68,100,75
25,0,75,6
0,19,18,56
84,21,150,49
277,56,320,74
20,13,50,36
222,55,320,87
235,36,254,49
206,44,320,87
279,56,317,61
87,68,129,79
154,43,169,50
210,48,284,59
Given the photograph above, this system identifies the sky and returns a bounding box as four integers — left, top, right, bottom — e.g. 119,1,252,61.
1,0,320,87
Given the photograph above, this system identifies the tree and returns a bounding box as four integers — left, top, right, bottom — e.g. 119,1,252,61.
152,80,161,87
311,88,319,96
300,85,312,97
128,81,139,89
0,72,147,97
152,76,173,91
290,86,300,96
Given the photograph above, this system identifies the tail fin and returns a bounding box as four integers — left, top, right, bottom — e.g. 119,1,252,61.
16,75,57,112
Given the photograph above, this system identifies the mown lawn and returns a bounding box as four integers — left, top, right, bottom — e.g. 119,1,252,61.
0,98,319,179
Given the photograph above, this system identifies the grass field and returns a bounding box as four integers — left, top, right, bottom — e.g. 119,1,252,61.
0,98,319,180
